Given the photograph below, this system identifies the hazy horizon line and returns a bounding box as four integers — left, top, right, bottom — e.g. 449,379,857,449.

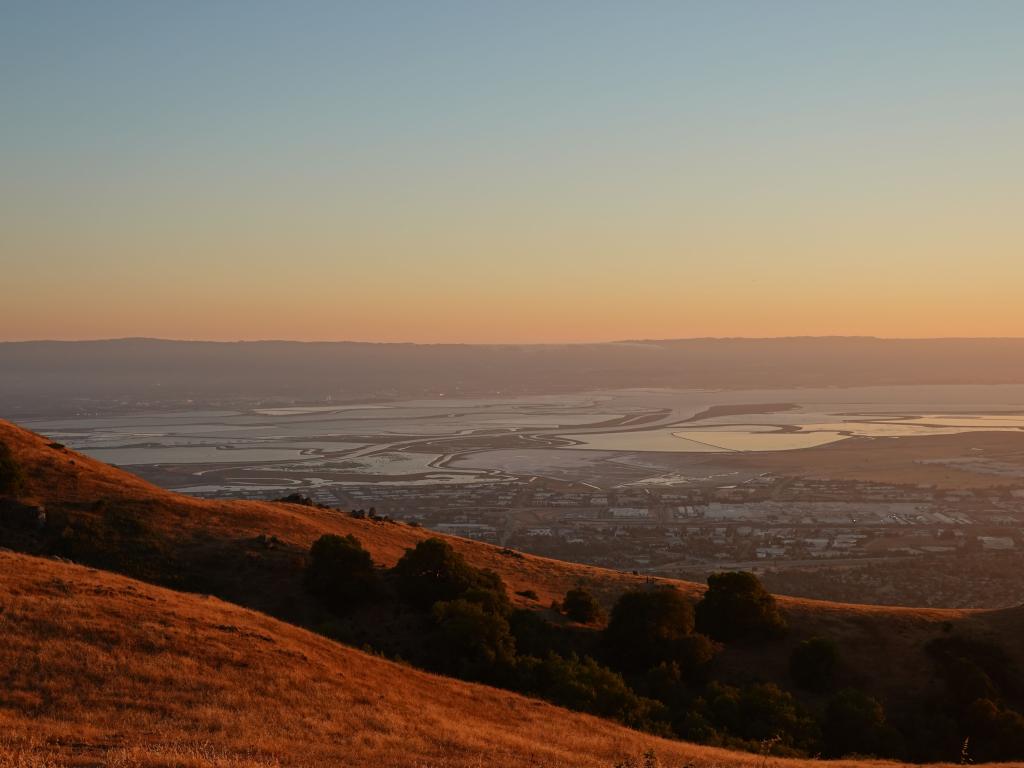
6,335,1024,347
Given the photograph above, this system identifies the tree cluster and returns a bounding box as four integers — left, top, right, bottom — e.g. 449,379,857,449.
0,444,25,496
301,539,1022,763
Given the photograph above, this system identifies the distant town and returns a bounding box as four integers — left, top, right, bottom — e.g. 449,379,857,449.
19,387,1024,611
195,472,1024,610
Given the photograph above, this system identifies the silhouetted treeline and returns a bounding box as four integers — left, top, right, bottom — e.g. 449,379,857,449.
302,534,1024,762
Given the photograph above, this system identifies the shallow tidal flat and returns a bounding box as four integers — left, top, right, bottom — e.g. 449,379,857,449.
18,384,1024,492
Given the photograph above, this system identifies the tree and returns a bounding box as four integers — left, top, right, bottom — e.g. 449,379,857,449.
605,588,707,672
304,534,377,613
431,598,516,679
640,661,688,708
964,698,1024,762
699,682,820,754
520,652,669,731
927,635,1021,710
462,582,512,617
563,587,603,624
823,688,889,757
392,537,508,611
790,637,840,692
694,571,786,642
0,444,25,496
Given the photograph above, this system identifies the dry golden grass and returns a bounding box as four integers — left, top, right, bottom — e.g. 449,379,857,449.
0,550,1003,768
3,420,1023,705
4,417,1024,764
0,419,978,611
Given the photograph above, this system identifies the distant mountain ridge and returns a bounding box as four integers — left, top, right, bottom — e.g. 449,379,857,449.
5,337,1024,416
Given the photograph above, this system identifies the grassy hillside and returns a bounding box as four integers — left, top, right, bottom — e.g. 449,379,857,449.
0,549,953,768
3,418,1024,763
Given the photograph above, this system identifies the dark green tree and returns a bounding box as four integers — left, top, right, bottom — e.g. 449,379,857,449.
0,444,25,496
964,698,1024,762
695,571,786,642
304,534,377,613
698,681,820,754
461,581,512,617
822,688,889,757
519,652,669,731
605,588,711,673
562,587,603,624
392,537,502,609
640,660,686,703
431,598,516,679
790,637,840,692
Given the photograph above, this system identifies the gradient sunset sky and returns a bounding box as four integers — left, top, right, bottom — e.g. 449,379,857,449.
2,1,1022,343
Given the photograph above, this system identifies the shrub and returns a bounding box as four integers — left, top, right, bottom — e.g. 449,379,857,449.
735,683,818,750
431,598,516,679
695,571,786,642
674,633,718,678
278,493,316,506
697,682,820,755
605,588,702,672
102,504,151,538
563,587,603,623
926,636,1024,760
44,503,163,578
822,688,889,757
508,608,584,659
0,444,25,496
964,698,1024,762
927,635,1024,709
639,661,689,709
461,581,512,616
0,499,42,530
790,636,840,692
520,652,668,731
305,534,377,613
392,537,507,611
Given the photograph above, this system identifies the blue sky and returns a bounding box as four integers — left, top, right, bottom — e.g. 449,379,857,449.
3,1,1022,342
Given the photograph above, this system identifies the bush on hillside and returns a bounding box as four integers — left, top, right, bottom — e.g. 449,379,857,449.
519,652,669,732
392,537,507,610
927,635,1024,709
0,444,26,496
964,698,1024,762
694,571,786,642
305,534,377,613
638,661,695,711
698,681,820,754
926,635,1024,761
461,581,512,617
277,493,317,507
431,598,516,679
605,588,714,673
44,502,164,579
508,608,591,660
789,636,840,693
822,688,891,758
101,503,152,538
562,587,603,624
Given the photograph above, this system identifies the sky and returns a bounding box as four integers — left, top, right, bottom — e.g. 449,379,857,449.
2,0,1022,343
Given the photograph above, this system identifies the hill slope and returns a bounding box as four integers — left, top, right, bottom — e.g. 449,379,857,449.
3,418,1024,763
0,549,943,768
